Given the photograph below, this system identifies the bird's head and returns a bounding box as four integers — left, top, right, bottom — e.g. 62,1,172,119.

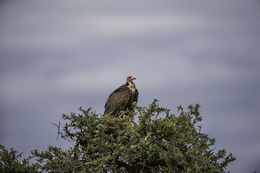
126,76,136,83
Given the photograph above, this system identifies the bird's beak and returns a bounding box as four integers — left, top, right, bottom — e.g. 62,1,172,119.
132,77,136,80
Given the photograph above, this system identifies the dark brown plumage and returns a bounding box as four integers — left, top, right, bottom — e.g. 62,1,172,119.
104,76,138,116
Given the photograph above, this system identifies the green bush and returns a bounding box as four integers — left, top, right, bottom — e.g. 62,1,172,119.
0,145,37,173
1,100,235,172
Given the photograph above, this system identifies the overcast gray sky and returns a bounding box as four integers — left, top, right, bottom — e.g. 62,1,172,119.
1,0,260,172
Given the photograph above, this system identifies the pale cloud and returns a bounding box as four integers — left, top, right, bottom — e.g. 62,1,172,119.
84,14,205,36
1,12,205,51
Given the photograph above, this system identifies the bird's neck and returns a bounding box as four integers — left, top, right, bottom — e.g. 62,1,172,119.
126,81,136,92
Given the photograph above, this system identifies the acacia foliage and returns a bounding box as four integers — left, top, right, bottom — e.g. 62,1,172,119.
31,100,235,173
0,145,37,173
0,100,236,172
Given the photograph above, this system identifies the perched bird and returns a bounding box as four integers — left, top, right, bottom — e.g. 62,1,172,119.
104,76,138,116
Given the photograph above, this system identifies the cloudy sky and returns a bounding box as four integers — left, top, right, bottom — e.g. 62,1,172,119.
1,0,260,172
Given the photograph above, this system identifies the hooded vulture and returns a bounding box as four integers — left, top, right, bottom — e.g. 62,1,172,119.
104,76,138,116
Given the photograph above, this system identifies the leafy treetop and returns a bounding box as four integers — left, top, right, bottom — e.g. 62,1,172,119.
1,100,235,173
